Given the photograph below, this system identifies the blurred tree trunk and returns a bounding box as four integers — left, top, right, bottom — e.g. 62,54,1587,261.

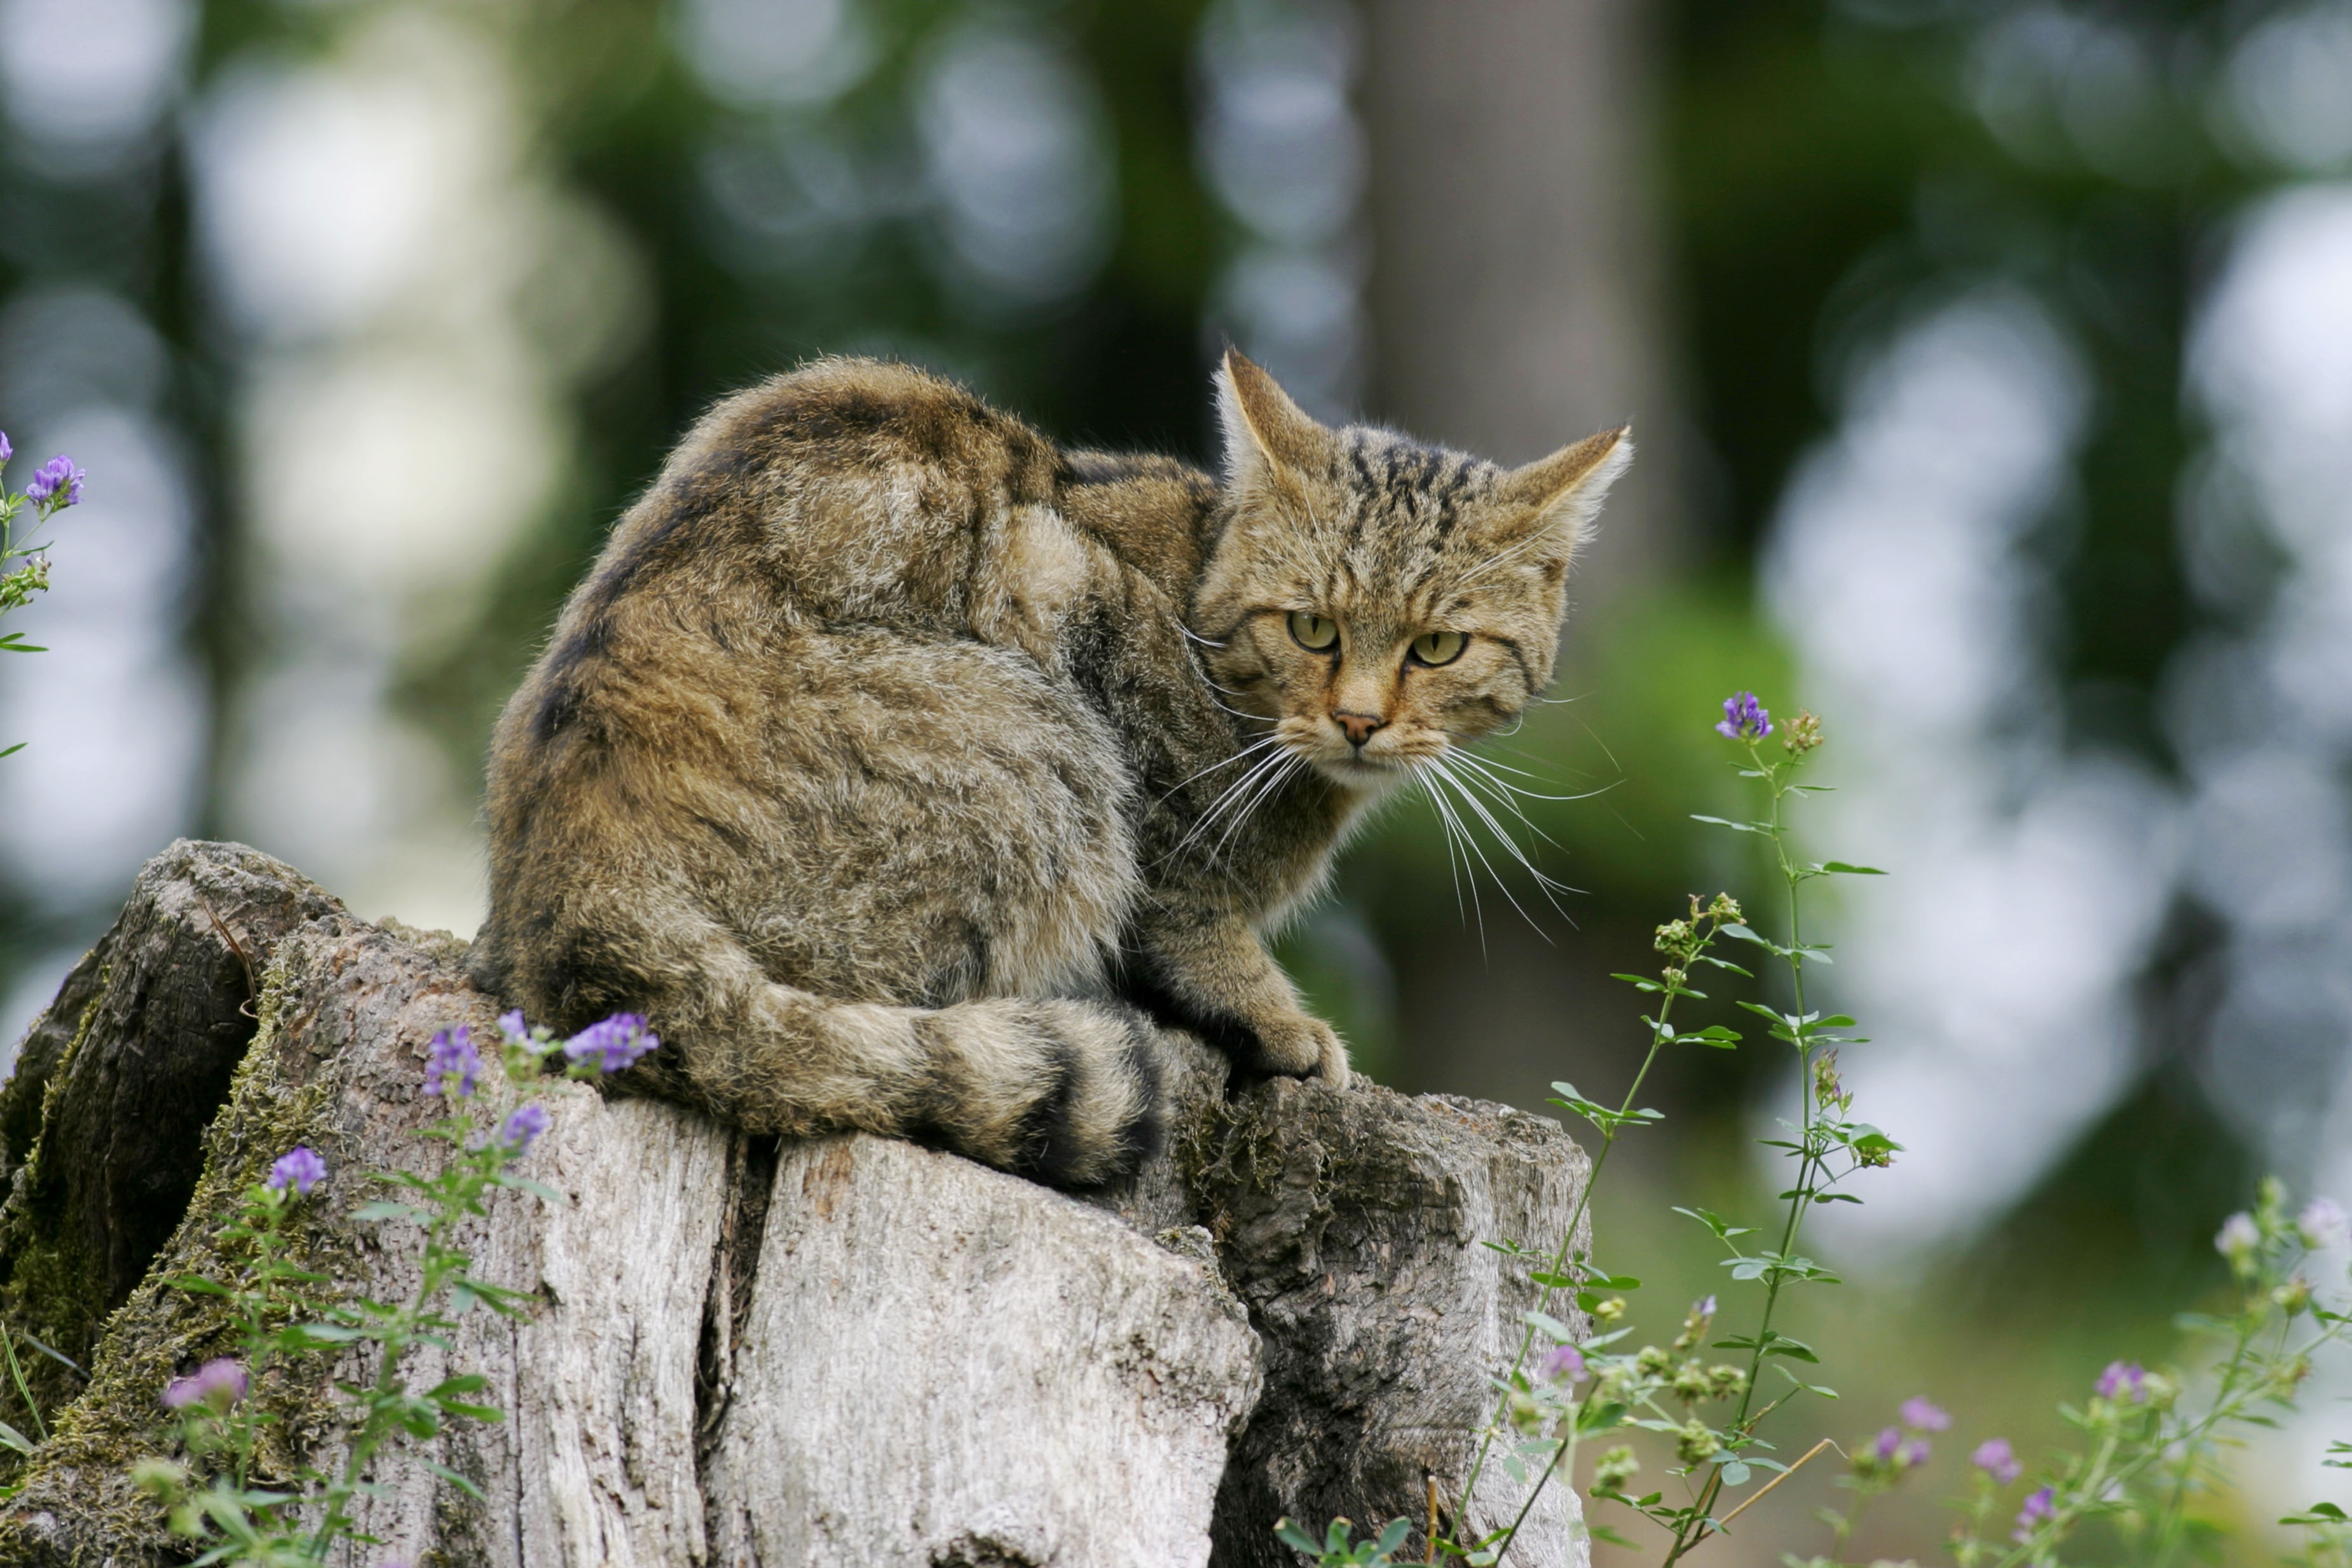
1360,0,1679,590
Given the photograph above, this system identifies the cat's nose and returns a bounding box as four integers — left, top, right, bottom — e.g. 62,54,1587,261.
1334,711,1385,747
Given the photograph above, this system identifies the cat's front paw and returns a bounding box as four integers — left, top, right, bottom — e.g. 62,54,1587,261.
1252,1010,1351,1090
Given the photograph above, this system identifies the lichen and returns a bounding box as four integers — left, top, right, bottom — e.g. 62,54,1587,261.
0,946,357,1562
0,964,115,1489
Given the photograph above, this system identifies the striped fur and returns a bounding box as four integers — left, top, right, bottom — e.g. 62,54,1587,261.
470,351,1629,1187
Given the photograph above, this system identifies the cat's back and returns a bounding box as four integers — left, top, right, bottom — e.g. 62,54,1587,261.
489,358,1220,800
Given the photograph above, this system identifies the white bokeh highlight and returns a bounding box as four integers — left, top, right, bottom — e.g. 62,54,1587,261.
915,20,1117,309
1197,0,1365,421
1763,292,2184,1256
193,8,621,937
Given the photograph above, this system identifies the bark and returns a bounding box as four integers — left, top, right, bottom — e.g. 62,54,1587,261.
0,842,1591,1567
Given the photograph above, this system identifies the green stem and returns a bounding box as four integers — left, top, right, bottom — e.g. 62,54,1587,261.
1454,968,1699,1545
1663,744,1821,1567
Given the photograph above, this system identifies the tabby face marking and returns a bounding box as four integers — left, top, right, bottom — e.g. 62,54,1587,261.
1194,351,1632,791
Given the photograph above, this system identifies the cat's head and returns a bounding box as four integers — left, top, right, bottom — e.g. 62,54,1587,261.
1193,349,1631,790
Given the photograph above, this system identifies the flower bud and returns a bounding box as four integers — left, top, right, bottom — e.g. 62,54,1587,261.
1590,1445,1640,1494
1676,1421,1722,1465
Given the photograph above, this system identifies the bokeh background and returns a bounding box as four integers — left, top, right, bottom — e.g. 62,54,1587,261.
3,0,2349,1557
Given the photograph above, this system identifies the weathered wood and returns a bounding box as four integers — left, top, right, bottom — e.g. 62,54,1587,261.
1189,1080,1592,1567
0,843,1592,1567
702,1134,1262,1565
0,842,341,1431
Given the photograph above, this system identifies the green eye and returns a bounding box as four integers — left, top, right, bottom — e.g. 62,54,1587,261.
1288,611,1339,651
1410,630,1467,666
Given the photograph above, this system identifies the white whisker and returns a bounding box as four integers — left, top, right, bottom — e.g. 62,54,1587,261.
1210,753,1304,864
1424,762,1564,934
1174,746,1297,857
1155,733,1288,806
1416,770,1487,957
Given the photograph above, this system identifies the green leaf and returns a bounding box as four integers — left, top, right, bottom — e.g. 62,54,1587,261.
350,1201,422,1224
1374,1517,1412,1554
1521,1310,1572,1341
1610,974,1664,992
1690,814,1766,834
492,1173,568,1206
1764,1339,1819,1363
1274,1518,1320,1553
426,1374,489,1400
1718,1459,1751,1486
1576,1398,1629,1433
285,1321,364,1345
2285,1503,2349,1524
1589,1274,1641,1291
0,1419,31,1455
1821,862,1887,875
1590,1525,1640,1549
1774,1365,1838,1398
423,1457,488,1502
1721,925,1775,947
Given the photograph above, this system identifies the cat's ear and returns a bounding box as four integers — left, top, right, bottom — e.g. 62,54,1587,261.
1215,348,1329,494
1493,425,1634,554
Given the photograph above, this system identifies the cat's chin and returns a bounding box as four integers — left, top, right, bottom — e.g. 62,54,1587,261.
1311,756,1419,794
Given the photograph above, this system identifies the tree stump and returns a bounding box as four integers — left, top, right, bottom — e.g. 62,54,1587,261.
0,842,1590,1567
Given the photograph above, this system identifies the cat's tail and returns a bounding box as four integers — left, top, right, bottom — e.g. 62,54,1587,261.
482,922,1164,1189
701,985,1167,1189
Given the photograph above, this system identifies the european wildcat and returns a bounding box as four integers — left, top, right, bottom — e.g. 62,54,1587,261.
469,350,1628,1188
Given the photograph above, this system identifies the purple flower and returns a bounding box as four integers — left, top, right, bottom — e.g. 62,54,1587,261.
24,454,82,508
1715,692,1772,740
1694,1294,1716,1317
1899,1437,1931,1467
497,1009,531,1047
423,1026,481,1097
1538,1344,1587,1384
2013,1485,2055,1543
1874,1426,1903,1461
2297,1197,2346,1249
266,1145,326,1195
2216,1211,2259,1259
499,1101,550,1154
563,1012,659,1074
1901,1396,1952,1431
0,432,13,466
161,1357,248,1411
2095,1361,2145,1402
1973,1437,2022,1485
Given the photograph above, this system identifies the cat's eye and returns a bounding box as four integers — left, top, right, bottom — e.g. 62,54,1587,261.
1409,630,1467,667
1288,611,1339,651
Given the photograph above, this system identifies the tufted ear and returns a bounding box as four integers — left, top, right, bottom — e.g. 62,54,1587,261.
1214,348,1331,497
1494,425,1634,554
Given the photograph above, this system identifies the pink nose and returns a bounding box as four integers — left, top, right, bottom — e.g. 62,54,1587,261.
1335,711,1385,747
